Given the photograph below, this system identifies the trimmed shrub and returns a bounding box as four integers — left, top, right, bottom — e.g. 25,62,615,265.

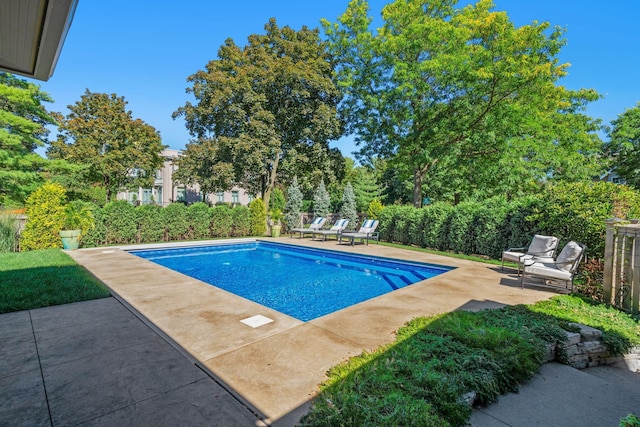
103,200,137,244
377,204,399,242
162,202,189,241
249,198,267,236
503,195,544,250
20,182,66,250
534,181,640,257
421,202,455,250
231,206,251,237
137,204,164,243
446,202,479,254
187,202,212,239
393,205,420,245
210,205,233,237
473,197,511,259
82,203,105,247
367,199,384,220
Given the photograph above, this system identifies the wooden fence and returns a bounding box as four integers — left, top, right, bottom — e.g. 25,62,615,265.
603,219,640,314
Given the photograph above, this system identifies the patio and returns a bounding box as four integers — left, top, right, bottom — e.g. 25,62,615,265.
62,237,559,424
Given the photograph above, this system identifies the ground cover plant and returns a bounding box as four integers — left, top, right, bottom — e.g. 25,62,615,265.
0,249,110,313
301,295,640,426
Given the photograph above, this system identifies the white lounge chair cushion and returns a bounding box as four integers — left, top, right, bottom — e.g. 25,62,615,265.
309,217,325,230
528,235,559,257
524,262,573,281
358,219,378,233
331,219,349,230
555,241,582,271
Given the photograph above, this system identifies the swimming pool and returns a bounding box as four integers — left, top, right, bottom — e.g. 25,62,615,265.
130,241,453,321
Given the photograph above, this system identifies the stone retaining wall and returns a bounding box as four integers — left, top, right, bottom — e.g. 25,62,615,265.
546,323,640,372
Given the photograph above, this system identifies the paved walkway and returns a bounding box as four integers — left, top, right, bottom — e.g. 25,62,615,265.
0,298,263,426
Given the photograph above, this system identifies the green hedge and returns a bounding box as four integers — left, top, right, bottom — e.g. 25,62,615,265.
187,202,212,239
46,202,256,248
210,205,233,238
103,200,137,244
378,182,640,260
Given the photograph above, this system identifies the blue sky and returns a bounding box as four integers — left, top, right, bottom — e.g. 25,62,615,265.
32,0,640,157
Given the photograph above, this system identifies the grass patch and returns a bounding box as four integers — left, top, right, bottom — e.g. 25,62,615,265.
0,249,110,313
378,241,505,266
531,295,640,356
301,295,640,426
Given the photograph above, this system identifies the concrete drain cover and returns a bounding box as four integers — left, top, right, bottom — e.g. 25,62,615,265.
240,315,274,328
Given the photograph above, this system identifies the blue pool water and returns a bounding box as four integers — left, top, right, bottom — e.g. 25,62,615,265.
130,242,453,321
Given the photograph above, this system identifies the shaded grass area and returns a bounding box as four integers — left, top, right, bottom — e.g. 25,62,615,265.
301,295,640,426
0,249,110,313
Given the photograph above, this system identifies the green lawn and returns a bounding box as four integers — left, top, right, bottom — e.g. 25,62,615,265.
0,249,110,313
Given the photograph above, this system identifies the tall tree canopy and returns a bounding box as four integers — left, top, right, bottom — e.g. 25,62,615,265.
49,90,165,202
606,103,640,188
0,73,57,205
323,0,603,206
173,18,343,208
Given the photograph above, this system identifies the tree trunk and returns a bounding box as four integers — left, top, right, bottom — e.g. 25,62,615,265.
413,169,423,208
262,150,282,210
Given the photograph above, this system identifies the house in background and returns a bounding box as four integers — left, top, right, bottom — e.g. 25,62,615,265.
598,171,626,185
118,149,255,206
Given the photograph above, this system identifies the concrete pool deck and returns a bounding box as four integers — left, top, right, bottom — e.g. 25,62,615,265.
60,237,564,425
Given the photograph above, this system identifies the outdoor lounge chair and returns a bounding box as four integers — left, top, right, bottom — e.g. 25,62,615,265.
521,241,586,291
339,219,379,246
502,234,559,275
289,216,326,238
311,219,350,241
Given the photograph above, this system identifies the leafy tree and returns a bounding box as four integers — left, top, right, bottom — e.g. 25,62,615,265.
172,138,234,202
49,90,166,203
173,18,342,209
323,0,602,207
313,179,331,218
0,73,57,206
340,182,359,226
284,177,304,229
606,103,640,188
352,166,380,212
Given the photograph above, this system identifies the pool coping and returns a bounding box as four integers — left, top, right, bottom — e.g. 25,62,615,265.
67,237,560,425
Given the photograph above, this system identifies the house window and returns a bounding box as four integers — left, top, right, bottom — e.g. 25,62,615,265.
216,192,224,203
155,187,163,205
176,187,186,202
142,189,152,204
232,191,239,204
248,194,254,202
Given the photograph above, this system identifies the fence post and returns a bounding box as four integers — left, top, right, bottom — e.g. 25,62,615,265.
603,219,617,305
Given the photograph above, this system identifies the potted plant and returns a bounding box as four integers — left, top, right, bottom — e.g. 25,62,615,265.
269,209,283,238
59,200,95,250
